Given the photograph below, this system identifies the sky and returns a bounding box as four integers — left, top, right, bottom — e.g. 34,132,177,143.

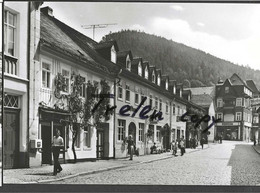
43,2,260,71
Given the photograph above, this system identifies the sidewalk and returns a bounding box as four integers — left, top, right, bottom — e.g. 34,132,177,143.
3,145,210,184
252,144,260,155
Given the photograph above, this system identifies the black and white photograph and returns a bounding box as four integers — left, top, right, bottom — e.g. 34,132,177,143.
2,1,260,188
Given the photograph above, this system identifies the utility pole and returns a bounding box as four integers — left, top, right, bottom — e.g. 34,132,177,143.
81,23,117,40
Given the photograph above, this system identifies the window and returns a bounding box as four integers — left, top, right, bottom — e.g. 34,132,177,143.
172,103,176,115
157,75,161,86
159,99,162,111
253,116,259,124
149,95,153,107
118,120,126,141
173,85,176,94
83,126,91,148
126,55,131,71
118,84,123,100
155,97,158,109
166,79,168,90
236,112,242,121
42,62,51,88
125,84,130,102
166,101,169,113
75,129,81,148
135,93,139,104
217,98,223,107
145,66,148,79
4,10,16,56
138,62,142,76
138,123,144,142
225,87,229,93
156,127,161,142
111,45,116,63
177,106,180,115
62,69,70,93
236,98,242,106
4,95,19,108
152,71,155,83
79,77,86,98
217,113,223,121
141,95,145,105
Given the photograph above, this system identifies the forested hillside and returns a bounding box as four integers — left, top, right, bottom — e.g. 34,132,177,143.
101,30,260,89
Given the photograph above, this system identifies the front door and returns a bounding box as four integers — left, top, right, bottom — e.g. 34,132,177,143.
3,109,19,169
97,131,104,159
42,124,52,164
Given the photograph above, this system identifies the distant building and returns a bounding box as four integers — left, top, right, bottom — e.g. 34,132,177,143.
184,86,216,142
215,73,256,141
247,80,260,144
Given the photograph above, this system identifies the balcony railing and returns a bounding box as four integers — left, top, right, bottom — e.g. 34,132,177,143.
40,88,52,106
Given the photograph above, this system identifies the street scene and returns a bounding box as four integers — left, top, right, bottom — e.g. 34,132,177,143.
2,1,260,189
4,141,260,185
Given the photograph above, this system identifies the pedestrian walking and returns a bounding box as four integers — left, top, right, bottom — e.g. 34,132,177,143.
200,137,205,149
127,135,135,160
253,136,256,146
179,138,185,156
171,140,178,156
52,129,64,176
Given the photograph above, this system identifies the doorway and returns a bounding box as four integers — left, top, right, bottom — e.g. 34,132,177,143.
128,122,136,143
97,130,104,159
41,124,52,164
3,109,20,169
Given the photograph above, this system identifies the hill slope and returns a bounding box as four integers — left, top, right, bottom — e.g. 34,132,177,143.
101,30,260,89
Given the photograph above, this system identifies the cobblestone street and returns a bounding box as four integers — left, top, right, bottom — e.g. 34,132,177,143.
49,141,260,185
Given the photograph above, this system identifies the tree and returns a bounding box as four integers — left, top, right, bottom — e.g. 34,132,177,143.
54,72,112,163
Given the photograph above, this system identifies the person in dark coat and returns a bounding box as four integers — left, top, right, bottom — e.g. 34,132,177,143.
200,137,205,149
127,135,135,160
52,129,64,176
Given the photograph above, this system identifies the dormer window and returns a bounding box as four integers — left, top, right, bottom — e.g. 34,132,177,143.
111,45,116,63
152,71,155,83
126,55,131,71
138,62,142,76
157,75,161,86
145,66,148,79
173,85,176,94
166,79,168,90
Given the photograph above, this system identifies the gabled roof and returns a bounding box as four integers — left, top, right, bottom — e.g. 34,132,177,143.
40,8,120,76
229,73,246,86
246,80,259,94
117,50,133,60
132,57,142,66
94,40,119,51
191,94,213,107
186,86,215,98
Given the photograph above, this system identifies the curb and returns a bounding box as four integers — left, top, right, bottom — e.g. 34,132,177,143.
11,147,208,184
252,145,260,155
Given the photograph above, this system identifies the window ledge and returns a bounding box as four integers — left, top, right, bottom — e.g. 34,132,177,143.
4,54,18,61
117,98,123,102
4,73,29,83
83,147,92,151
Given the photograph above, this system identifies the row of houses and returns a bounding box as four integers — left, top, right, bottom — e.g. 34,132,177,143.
3,2,259,169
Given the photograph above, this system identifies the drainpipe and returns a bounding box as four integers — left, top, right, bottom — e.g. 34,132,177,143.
27,2,31,168
113,79,116,159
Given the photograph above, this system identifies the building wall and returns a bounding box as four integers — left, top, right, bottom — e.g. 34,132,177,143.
29,47,115,166
115,77,173,158
4,2,29,168
170,101,186,142
207,102,215,142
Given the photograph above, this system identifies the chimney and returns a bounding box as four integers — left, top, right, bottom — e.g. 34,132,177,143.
41,6,53,17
